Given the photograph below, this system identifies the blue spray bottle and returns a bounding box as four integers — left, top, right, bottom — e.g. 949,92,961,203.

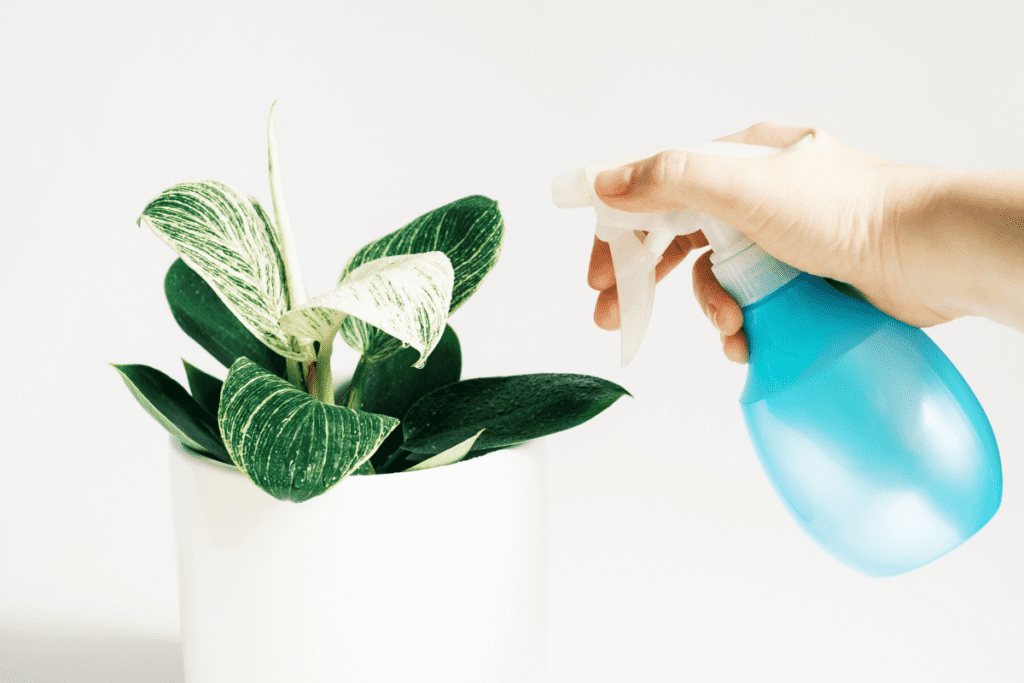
552,140,1001,577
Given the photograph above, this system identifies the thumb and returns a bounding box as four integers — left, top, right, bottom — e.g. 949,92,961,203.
593,149,769,230
593,124,814,232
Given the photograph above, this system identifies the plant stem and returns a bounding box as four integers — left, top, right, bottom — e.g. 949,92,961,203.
286,359,304,390
381,447,412,473
342,352,378,475
311,337,335,405
347,354,376,475
345,354,372,411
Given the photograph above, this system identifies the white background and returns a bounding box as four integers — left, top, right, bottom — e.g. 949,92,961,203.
2,0,1023,681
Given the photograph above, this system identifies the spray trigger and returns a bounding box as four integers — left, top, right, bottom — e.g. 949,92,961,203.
552,139,804,367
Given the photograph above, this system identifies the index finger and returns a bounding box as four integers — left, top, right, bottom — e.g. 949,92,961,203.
588,236,615,291
588,231,710,292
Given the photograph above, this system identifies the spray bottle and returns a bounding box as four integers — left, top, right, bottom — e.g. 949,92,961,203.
551,140,1001,577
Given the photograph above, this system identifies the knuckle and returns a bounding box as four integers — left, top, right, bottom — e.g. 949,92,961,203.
734,121,781,141
740,121,821,149
650,150,686,191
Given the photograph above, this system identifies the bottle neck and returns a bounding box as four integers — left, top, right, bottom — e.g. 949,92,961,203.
711,244,800,308
737,272,890,404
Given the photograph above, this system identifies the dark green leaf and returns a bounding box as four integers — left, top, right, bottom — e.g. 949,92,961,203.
462,443,523,462
378,447,417,474
112,363,231,463
360,325,462,472
361,325,462,417
334,379,353,406
401,373,631,454
336,196,503,362
218,358,399,502
402,442,526,466
165,258,288,377
182,359,223,417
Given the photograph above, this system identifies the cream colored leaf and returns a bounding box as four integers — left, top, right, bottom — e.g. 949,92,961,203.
139,181,312,361
280,252,454,369
405,429,484,471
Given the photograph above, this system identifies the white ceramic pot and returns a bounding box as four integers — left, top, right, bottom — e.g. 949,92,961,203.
168,436,546,683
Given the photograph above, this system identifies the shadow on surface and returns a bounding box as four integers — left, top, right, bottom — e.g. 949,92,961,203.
0,612,182,683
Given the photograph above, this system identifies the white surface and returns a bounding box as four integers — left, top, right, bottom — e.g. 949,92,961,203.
170,437,545,683
2,1,1023,681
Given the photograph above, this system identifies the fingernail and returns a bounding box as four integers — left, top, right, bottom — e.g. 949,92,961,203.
594,165,633,197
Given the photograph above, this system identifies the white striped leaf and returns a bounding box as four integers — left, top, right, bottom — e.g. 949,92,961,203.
280,252,454,369
337,195,503,362
267,101,308,307
218,358,398,502
139,180,312,361
405,429,484,471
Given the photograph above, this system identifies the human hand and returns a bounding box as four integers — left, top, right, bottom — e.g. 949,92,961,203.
587,122,957,363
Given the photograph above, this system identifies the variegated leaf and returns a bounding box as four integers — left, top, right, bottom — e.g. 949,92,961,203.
280,253,453,369
267,101,308,307
405,429,484,471
139,180,311,361
337,195,503,362
166,259,288,377
218,358,398,502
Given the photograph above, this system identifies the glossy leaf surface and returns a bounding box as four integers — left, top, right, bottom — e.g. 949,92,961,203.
141,180,309,360
406,429,484,471
165,259,288,378
337,195,503,362
358,324,462,472
182,359,224,418
218,358,398,502
401,374,630,454
112,363,230,463
280,253,453,369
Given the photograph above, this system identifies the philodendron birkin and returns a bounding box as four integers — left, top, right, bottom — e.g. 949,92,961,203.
112,103,629,503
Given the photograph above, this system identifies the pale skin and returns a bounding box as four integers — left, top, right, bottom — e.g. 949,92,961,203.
588,122,1024,363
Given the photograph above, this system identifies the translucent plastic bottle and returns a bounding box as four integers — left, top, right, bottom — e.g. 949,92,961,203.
740,271,1001,577
553,141,1002,577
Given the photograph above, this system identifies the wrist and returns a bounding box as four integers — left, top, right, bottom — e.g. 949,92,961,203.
889,166,967,322
908,169,1024,330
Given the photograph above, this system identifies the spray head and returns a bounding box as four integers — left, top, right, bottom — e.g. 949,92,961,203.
552,138,810,367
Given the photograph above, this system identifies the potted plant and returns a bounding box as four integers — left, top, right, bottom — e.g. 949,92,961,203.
112,104,629,683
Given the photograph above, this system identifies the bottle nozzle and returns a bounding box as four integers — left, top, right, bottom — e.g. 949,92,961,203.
551,168,592,208
553,140,796,367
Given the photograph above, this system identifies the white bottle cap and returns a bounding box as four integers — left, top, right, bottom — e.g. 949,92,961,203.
551,168,593,209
